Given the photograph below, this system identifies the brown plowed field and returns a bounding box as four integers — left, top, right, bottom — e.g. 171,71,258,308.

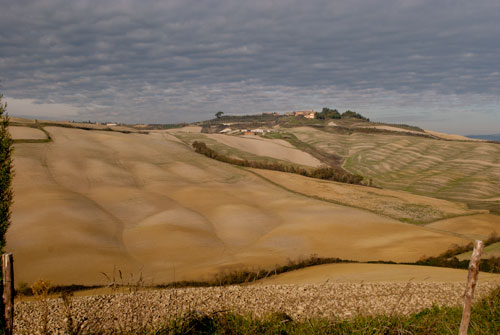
255,263,500,285
8,126,47,140
250,169,479,223
14,281,499,334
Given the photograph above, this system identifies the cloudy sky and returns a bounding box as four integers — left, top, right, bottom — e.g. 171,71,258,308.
1,0,499,134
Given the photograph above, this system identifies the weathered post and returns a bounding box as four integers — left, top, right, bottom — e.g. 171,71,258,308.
2,253,14,335
458,240,483,335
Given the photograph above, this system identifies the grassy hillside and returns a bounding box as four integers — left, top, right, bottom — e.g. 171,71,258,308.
457,241,500,260
290,126,500,213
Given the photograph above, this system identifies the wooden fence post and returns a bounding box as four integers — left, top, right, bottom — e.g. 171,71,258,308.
458,240,483,335
2,253,14,335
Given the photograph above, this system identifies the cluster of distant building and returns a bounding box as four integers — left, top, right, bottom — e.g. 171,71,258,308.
263,110,316,119
220,127,278,135
218,109,318,134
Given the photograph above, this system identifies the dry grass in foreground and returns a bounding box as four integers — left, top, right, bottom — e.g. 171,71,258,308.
14,283,500,334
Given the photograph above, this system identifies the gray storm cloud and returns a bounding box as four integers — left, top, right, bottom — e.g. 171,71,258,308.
0,0,499,133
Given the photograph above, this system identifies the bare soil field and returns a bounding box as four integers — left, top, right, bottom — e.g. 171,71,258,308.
35,120,144,133
7,126,473,286
167,125,202,133
173,131,322,167
14,281,499,333
289,126,500,207
8,126,47,140
250,169,478,223
205,134,321,167
356,125,425,135
354,125,483,141
9,117,36,124
424,129,484,141
168,131,305,167
255,263,500,285
426,214,500,240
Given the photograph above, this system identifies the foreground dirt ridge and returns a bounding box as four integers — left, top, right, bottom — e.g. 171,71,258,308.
15,282,498,334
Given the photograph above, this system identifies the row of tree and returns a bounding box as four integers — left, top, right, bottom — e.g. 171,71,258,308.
192,141,364,185
315,108,369,121
415,234,500,273
415,255,500,273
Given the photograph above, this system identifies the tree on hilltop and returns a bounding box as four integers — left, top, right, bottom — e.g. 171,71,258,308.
316,108,341,120
341,110,369,121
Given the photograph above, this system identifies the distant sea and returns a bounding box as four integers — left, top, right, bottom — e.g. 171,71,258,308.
466,134,500,142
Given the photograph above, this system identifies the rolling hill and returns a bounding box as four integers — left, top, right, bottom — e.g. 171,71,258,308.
8,122,498,286
289,126,500,213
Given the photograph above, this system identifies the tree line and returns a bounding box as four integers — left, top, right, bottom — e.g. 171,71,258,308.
414,234,500,273
192,141,364,185
316,108,369,121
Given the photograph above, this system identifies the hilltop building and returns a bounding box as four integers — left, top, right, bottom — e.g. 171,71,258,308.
294,110,316,119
